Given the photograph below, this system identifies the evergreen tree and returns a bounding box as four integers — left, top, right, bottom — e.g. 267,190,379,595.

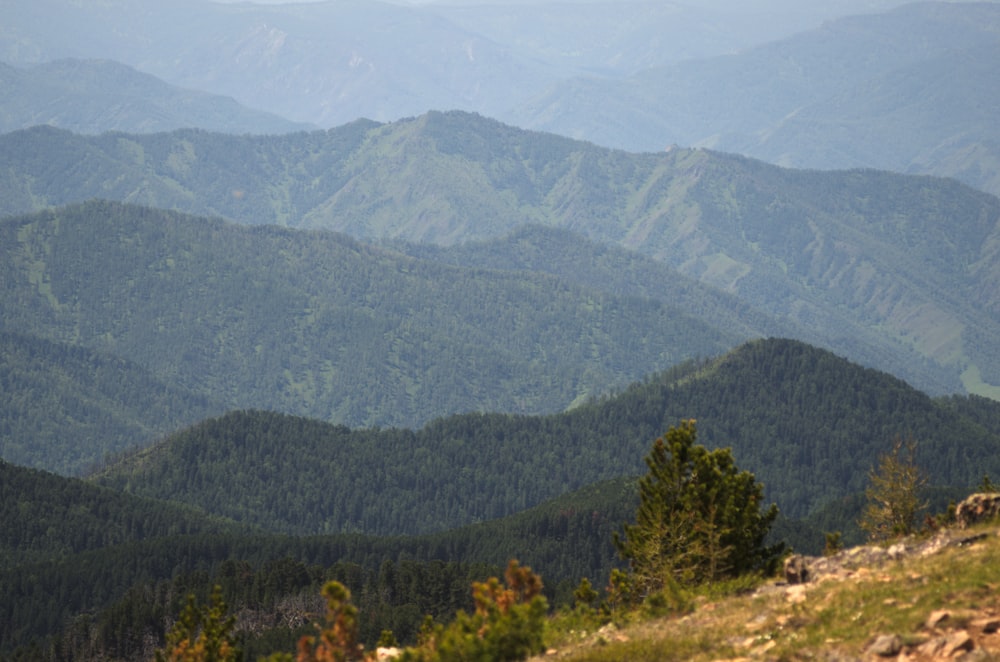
859,437,927,541
614,420,780,594
154,585,241,662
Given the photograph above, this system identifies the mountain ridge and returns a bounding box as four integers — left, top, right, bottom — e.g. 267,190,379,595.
91,338,1000,535
0,58,315,135
0,199,738,460
1,115,996,399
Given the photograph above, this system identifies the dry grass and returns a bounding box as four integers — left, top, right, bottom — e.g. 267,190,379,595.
540,525,1000,661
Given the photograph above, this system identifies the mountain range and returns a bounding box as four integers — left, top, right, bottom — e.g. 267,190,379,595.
0,200,740,473
3,2,1000,657
3,337,999,658
0,0,912,127
512,1,1000,198
2,114,998,406
2,1,997,199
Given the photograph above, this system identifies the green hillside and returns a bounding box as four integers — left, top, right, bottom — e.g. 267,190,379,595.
0,460,245,568
1,114,996,399
394,224,955,396
0,200,736,446
0,462,631,658
0,331,223,475
93,339,1000,537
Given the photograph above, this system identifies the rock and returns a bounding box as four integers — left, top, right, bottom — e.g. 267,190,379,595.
785,554,810,584
956,493,1000,528
942,631,974,656
376,647,401,660
925,609,951,629
887,543,906,560
866,634,902,657
971,616,1000,634
786,585,807,604
919,631,974,658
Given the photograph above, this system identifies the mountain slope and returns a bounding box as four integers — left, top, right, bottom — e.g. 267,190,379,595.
92,339,1000,536
0,460,245,568
0,200,737,441
1,115,997,397
512,2,1000,198
0,331,223,475
0,59,315,135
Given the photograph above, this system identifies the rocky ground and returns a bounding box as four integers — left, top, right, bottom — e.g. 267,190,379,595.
537,521,1000,661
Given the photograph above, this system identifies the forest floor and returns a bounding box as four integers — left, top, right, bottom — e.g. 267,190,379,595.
537,523,1000,661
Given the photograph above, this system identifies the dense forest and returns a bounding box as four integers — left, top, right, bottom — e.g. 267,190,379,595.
0,331,223,474
4,340,999,658
0,463,634,659
0,339,1000,659
1,114,998,399
93,338,1000,539
0,201,738,472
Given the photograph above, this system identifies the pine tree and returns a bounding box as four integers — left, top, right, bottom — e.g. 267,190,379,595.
859,437,927,541
614,420,780,594
154,585,241,662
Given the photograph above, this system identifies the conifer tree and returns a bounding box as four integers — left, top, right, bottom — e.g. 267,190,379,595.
614,420,780,594
859,437,927,541
154,585,241,662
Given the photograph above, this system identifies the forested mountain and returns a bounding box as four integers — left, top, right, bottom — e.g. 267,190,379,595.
0,331,223,475
2,117,998,400
512,2,1000,198
93,339,1000,538
0,460,632,658
5,339,999,657
0,200,737,466
0,460,246,568
0,59,314,135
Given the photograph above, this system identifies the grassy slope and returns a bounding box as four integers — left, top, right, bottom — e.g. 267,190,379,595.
543,522,1000,661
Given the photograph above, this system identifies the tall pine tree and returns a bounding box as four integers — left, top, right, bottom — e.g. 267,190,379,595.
614,420,781,594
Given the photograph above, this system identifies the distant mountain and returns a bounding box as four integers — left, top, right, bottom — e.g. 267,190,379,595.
0,200,737,448
512,2,1000,198
93,338,1000,536
2,114,997,399
0,0,910,128
0,331,224,475
0,59,315,135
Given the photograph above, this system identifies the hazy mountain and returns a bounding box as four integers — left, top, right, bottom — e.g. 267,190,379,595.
4,0,993,197
2,114,997,400
0,59,315,135
0,0,558,127
512,2,1000,197
0,200,739,447
0,0,911,128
